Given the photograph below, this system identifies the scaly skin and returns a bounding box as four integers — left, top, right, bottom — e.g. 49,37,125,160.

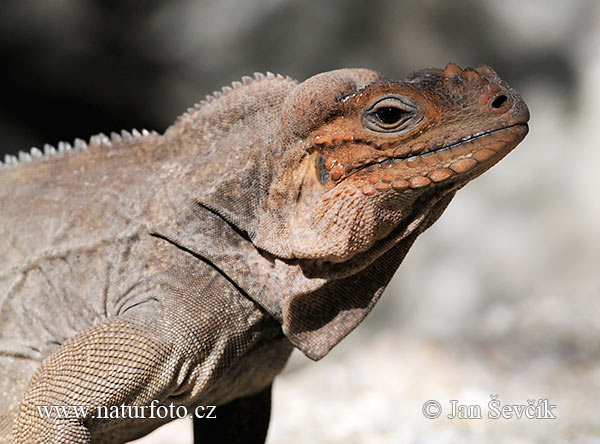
0,64,529,443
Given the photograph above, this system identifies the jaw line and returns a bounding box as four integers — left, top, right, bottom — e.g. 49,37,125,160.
342,122,529,180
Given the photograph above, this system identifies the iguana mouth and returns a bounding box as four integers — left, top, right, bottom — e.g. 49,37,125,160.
340,123,528,195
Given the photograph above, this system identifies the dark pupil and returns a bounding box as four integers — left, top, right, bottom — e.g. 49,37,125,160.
374,107,408,125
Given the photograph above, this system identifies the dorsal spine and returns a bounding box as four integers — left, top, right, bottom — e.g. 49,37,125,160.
174,71,298,127
0,129,153,169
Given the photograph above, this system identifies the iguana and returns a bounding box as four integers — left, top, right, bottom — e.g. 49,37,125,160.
0,64,529,443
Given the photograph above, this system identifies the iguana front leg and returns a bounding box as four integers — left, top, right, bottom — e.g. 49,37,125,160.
13,251,291,443
14,313,181,443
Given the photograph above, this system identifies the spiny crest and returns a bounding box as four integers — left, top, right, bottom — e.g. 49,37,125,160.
176,71,299,125
0,129,155,169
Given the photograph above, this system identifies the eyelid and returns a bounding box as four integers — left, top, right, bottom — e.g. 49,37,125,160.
362,95,420,133
369,96,415,112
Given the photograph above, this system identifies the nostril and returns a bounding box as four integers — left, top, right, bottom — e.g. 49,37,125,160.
491,95,508,109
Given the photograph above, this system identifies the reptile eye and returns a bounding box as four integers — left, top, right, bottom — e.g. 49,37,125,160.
373,106,410,126
362,96,418,133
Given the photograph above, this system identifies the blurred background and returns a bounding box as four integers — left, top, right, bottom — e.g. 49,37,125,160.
1,1,598,443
